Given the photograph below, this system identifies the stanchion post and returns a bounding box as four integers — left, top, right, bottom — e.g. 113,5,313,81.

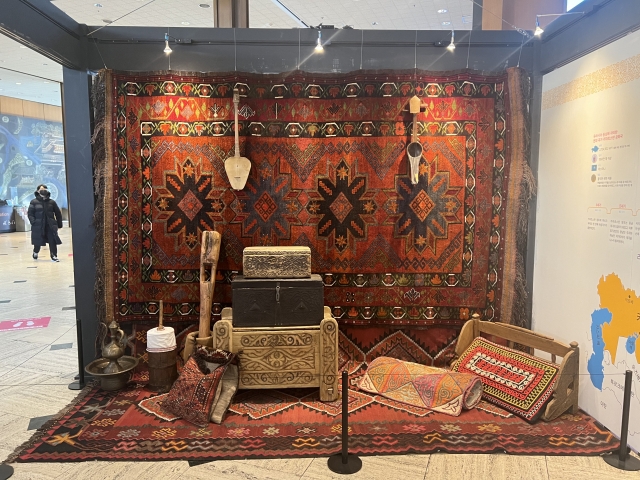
603,370,640,471
68,318,86,390
327,370,362,475
0,464,14,479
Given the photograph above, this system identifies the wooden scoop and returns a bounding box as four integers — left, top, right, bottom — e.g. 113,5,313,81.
199,231,222,339
225,88,251,190
406,95,423,185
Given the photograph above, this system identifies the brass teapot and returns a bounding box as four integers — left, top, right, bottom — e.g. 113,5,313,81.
101,320,127,374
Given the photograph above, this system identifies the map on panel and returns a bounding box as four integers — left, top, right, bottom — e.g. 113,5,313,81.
588,273,640,441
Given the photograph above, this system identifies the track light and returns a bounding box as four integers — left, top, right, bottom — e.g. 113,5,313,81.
447,30,455,51
164,33,172,54
315,30,324,53
534,12,584,38
534,17,544,36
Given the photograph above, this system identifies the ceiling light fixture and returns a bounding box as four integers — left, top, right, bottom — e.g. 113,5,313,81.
314,30,324,53
16,82,21,85
441,21,451,26
164,33,172,54
447,30,455,51
94,3,103,7
181,21,190,25
437,9,447,13
372,21,378,25
534,17,543,36
534,11,585,37
199,3,210,7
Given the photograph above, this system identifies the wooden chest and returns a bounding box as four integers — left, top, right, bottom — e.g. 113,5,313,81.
213,308,339,401
231,274,324,327
243,246,311,278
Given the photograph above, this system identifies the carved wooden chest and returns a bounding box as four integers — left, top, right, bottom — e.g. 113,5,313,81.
213,308,339,401
243,246,311,278
232,274,324,327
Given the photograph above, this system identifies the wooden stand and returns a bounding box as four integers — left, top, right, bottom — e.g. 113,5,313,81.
454,315,579,422
199,231,221,339
213,307,339,401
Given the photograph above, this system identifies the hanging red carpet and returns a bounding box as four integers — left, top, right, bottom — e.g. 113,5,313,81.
93,68,533,365
11,378,616,462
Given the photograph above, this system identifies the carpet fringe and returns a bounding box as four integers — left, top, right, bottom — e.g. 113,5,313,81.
514,70,533,330
92,70,110,349
4,381,98,464
500,67,533,329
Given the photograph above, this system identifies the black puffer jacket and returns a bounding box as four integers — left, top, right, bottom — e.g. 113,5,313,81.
28,190,63,246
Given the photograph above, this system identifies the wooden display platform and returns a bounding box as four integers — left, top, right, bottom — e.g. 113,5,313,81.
212,307,339,402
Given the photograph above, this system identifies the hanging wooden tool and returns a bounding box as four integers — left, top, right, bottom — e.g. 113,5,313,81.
406,95,424,185
225,88,251,190
199,230,222,339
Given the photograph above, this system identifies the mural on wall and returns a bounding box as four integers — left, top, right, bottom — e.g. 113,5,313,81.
0,114,67,208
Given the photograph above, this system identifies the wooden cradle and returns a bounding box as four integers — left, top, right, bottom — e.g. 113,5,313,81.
453,315,580,422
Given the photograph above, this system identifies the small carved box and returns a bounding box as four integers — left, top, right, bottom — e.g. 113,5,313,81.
232,274,324,327
242,246,311,279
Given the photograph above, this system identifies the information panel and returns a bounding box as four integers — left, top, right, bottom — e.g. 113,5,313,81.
535,30,640,451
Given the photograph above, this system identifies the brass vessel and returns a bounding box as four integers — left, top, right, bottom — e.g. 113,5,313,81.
101,320,126,374
85,320,139,391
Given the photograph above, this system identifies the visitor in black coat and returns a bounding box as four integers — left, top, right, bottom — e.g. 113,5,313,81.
28,184,63,262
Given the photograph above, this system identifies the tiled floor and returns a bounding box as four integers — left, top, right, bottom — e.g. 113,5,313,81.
0,229,638,479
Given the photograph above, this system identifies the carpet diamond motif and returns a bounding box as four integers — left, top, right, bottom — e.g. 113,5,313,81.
177,189,203,221
254,192,278,222
330,192,354,223
410,190,435,222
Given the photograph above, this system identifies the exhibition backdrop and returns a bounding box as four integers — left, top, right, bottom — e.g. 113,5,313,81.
93,68,532,367
535,28,640,451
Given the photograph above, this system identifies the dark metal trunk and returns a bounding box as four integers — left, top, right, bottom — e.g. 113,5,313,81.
232,274,324,327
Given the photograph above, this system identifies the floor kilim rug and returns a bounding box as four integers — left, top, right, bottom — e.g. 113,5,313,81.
93,67,533,365
11,377,617,462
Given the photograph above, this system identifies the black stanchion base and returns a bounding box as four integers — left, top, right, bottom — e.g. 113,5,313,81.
603,452,640,471
0,463,14,480
68,381,85,391
327,454,362,475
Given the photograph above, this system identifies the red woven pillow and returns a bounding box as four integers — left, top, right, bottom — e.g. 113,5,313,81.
450,337,559,422
163,348,234,427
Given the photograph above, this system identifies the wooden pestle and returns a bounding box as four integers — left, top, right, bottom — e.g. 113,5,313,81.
158,300,164,330
199,231,222,339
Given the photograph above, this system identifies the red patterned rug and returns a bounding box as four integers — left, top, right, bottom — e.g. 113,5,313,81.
11,377,617,462
93,68,532,365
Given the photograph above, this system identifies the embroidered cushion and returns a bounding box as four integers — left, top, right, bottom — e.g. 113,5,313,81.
450,337,559,422
358,356,483,416
163,347,235,427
